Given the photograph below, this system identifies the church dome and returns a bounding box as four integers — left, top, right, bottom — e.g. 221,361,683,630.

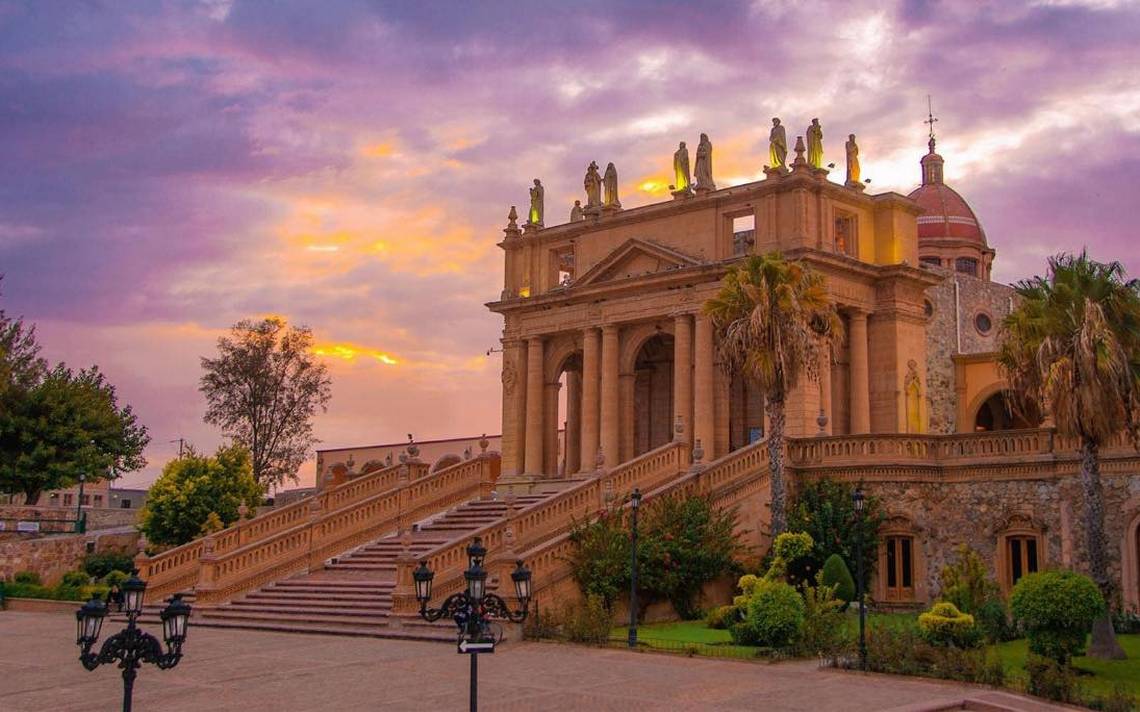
908,138,994,279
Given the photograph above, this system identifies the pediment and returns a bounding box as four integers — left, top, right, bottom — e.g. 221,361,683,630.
575,239,702,287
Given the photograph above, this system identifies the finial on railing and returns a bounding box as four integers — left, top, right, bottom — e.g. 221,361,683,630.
479,433,489,454
692,439,704,464
816,408,829,437
594,446,606,473
674,415,685,441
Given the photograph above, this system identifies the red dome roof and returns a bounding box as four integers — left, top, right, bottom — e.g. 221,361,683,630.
906,143,988,247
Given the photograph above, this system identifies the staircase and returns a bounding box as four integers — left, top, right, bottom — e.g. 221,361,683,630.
186,494,547,639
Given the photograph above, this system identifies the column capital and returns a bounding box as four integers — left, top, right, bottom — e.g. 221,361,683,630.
843,306,871,318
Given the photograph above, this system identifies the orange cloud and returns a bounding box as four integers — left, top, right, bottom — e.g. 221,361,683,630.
313,341,400,365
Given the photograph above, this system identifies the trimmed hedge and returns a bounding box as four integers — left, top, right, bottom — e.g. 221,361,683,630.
918,601,982,648
820,554,855,604
1009,570,1105,665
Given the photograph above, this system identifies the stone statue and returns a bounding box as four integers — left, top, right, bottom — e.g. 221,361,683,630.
769,118,787,170
845,134,860,184
673,141,691,192
506,205,518,230
527,179,544,226
694,133,715,191
584,161,602,208
807,118,823,168
570,199,584,222
603,162,621,208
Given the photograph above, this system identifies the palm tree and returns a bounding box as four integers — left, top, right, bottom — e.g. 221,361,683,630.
999,251,1138,660
704,252,841,535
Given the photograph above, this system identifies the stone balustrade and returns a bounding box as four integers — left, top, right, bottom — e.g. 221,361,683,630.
390,441,688,615
141,456,494,604
785,429,1057,467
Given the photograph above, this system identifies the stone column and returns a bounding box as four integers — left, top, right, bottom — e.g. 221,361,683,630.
673,313,693,442
565,370,582,474
619,372,636,462
524,337,545,475
500,339,527,477
848,310,871,434
600,325,620,468
580,328,601,472
694,314,716,459
818,345,833,435
542,381,560,476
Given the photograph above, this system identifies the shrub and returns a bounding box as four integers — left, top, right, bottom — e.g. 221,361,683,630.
561,594,612,645
764,532,815,582
1010,571,1105,665
1024,655,1081,704
1,581,52,599
13,571,41,585
974,596,1016,643
1113,607,1140,635
918,601,982,648
705,605,737,630
83,551,134,579
731,579,804,648
786,478,884,591
864,625,1004,686
567,510,630,610
795,577,850,660
101,569,129,587
1087,685,1138,712
820,554,855,604
939,544,1000,615
60,570,90,588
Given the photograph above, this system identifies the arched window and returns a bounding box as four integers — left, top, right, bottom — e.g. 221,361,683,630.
996,514,1046,593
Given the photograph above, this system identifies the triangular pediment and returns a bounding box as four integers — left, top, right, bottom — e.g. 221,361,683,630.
575,239,702,287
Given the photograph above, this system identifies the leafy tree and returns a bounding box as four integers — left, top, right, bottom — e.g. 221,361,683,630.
200,317,332,488
786,477,883,591
999,251,1136,659
0,364,149,504
1010,570,1106,666
0,283,47,397
704,252,842,534
139,444,264,548
567,510,629,610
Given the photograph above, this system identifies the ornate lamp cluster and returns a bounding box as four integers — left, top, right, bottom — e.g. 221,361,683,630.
75,570,191,712
412,537,532,633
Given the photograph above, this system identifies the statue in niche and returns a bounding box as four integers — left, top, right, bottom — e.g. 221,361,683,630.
769,118,787,170
845,134,861,184
527,179,544,226
570,200,584,222
673,141,691,192
694,133,715,191
806,118,823,168
905,359,922,433
584,161,603,208
603,162,621,208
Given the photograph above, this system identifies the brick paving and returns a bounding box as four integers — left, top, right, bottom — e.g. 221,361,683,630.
0,612,1066,711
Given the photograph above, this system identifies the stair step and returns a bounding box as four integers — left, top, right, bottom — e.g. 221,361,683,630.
187,617,458,642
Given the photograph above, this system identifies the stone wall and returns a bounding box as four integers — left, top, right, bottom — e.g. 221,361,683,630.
864,470,1140,604
0,504,139,535
923,267,1016,433
0,531,139,586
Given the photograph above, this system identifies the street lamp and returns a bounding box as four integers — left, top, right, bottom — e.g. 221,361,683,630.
75,570,191,712
75,473,86,533
852,486,867,671
414,537,531,712
627,487,642,649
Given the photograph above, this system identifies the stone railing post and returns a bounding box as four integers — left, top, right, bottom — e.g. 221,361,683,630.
396,464,412,532
479,456,496,500
133,534,150,579
305,496,324,571
389,532,418,622
193,534,220,606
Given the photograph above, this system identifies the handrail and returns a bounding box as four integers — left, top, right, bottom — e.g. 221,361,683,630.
519,439,772,604
143,455,496,604
138,460,412,598
391,441,688,614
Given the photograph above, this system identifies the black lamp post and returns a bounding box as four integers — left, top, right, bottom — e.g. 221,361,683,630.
75,473,86,533
75,570,191,712
852,486,867,671
413,537,531,712
627,487,642,649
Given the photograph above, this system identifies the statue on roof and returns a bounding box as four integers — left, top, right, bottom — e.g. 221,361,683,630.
769,118,787,170
694,133,715,191
845,134,860,184
603,162,621,208
673,141,691,193
527,179,544,226
584,161,603,208
570,200,584,222
807,118,823,168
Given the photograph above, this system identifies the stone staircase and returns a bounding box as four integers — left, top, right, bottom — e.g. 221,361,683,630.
182,493,547,640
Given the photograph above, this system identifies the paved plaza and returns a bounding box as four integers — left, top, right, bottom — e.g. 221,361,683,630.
0,612,1070,711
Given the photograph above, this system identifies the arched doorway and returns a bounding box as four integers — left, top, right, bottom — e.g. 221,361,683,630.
632,334,674,457
973,391,1038,432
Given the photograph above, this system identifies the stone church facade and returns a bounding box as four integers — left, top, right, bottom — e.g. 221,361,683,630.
487,132,1140,610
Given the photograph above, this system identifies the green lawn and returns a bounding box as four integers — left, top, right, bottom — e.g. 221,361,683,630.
991,635,1140,698
610,620,764,658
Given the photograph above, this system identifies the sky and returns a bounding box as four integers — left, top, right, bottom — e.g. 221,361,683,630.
3,0,1140,489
